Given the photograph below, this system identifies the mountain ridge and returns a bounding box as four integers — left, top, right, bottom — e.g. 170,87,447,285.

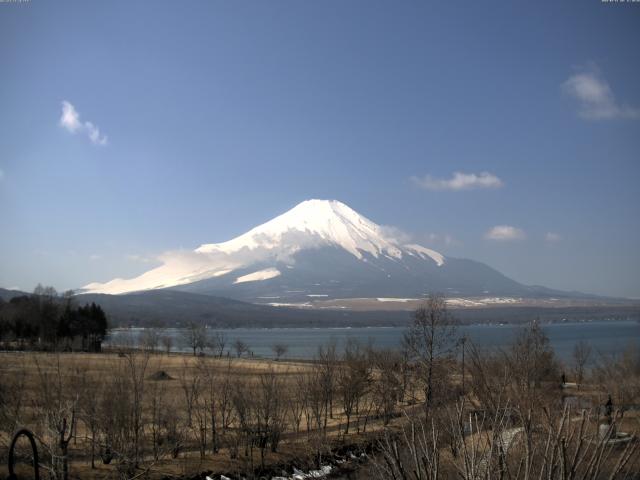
81,199,597,304
82,199,450,296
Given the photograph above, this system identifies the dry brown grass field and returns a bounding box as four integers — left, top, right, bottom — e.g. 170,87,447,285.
0,349,423,480
1,313,639,480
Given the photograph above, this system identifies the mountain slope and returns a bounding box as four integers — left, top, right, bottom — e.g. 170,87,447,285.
77,290,418,327
75,290,640,328
0,288,29,302
82,199,574,302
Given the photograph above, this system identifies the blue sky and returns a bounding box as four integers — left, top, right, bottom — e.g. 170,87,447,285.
1,0,639,297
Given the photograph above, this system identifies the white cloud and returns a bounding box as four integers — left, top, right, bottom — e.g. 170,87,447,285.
424,232,461,248
412,171,503,191
563,65,640,120
85,122,108,146
89,254,102,261
59,101,108,145
485,225,526,241
60,101,82,132
379,226,461,249
379,225,413,244
545,232,562,243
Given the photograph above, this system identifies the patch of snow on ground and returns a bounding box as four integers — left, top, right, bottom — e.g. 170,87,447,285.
447,297,522,307
447,298,485,307
480,297,522,304
267,302,313,308
376,298,418,303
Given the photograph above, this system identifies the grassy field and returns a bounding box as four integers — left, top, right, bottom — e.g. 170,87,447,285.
0,350,419,479
1,334,638,480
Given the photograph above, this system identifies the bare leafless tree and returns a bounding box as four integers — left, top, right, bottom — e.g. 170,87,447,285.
370,348,403,425
374,402,639,480
507,321,559,413
161,334,173,355
317,340,338,427
337,339,371,434
98,361,130,473
148,377,167,461
233,339,249,358
179,359,201,428
121,348,150,468
271,343,288,360
466,342,511,416
593,342,640,406
289,371,308,436
33,354,78,480
197,357,220,454
230,377,256,469
255,368,287,465
572,339,592,386
164,398,186,459
0,355,26,448
218,358,236,435
191,371,209,459
404,294,458,416
77,372,102,469
182,322,209,356
141,328,161,353
304,367,329,468
211,331,227,357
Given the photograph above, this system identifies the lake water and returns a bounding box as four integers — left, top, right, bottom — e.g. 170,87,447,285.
104,319,640,363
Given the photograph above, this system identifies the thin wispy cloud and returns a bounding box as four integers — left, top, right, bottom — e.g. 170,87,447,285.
59,101,108,145
379,225,413,244
424,232,461,248
379,226,462,249
563,64,640,120
126,254,156,264
412,171,503,191
545,232,562,243
485,225,526,241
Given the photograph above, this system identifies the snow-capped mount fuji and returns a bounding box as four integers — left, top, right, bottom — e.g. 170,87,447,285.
195,199,444,266
81,199,557,302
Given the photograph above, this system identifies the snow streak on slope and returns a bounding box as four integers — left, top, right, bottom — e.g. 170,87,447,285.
234,268,281,284
404,244,445,266
82,199,446,295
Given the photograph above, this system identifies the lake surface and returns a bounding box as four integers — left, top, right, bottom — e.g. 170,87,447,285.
104,320,640,363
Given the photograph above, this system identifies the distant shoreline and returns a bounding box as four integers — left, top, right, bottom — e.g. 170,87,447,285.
107,317,640,332
104,319,640,363
104,303,640,329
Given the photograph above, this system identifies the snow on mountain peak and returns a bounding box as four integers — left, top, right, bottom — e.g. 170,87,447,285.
196,199,403,260
82,199,445,294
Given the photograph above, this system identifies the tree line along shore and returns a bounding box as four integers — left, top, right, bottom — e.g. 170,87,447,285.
0,285,107,352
